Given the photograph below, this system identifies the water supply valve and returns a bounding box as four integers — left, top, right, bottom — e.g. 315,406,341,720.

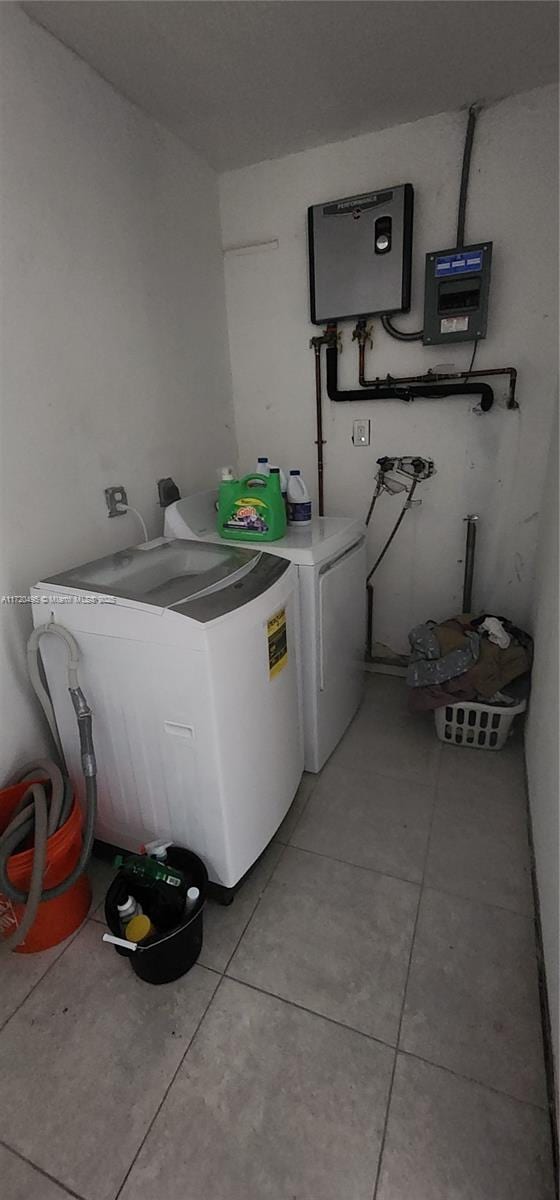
376,455,435,482
352,320,373,349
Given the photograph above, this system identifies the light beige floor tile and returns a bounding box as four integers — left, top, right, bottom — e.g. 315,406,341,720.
120,978,395,1200
0,920,218,1200
426,782,533,913
229,846,419,1043
199,840,284,973
400,888,547,1105
275,771,318,843
377,1053,554,1200
292,762,433,882
0,1143,77,1200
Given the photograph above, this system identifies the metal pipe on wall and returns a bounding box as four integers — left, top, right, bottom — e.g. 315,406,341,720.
311,312,505,516
313,343,326,517
356,330,518,408
457,105,478,248
326,342,495,409
366,582,374,660
310,324,338,515
462,514,479,612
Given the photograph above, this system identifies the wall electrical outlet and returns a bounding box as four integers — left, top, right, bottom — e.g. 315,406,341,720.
105,486,128,517
352,419,370,446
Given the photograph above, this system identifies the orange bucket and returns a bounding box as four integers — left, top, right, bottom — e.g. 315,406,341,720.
0,781,92,953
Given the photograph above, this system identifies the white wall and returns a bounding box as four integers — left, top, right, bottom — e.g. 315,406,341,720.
220,86,558,653
525,414,559,1111
0,5,237,777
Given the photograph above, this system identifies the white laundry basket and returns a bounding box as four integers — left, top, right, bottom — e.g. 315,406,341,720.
435,698,527,750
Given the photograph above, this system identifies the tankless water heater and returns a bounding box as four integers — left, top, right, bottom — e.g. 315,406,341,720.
308,183,413,324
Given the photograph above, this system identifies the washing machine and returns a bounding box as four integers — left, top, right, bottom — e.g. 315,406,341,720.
165,491,366,772
31,538,303,892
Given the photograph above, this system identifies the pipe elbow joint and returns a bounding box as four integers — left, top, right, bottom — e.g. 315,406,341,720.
478,387,494,412
69,686,91,721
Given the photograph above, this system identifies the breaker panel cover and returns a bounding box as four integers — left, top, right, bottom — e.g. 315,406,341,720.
423,242,492,345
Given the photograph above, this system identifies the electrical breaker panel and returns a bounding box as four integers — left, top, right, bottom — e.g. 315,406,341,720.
423,242,492,345
308,183,414,324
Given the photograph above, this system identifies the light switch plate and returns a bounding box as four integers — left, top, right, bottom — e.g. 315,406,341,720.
352,419,370,446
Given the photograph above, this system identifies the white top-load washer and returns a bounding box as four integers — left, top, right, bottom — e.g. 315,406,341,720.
165,492,366,772
31,538,303,892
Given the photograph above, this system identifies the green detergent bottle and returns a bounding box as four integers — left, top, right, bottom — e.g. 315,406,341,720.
217,469,287,542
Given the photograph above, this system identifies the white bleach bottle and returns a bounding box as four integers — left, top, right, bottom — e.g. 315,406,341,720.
269,465,288,500
287,469,312,525
256,456,269,475
117,895,142,932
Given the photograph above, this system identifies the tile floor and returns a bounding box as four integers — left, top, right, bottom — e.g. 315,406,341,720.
1,675,555,1200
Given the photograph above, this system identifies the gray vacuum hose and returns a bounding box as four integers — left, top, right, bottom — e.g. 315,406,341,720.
0,622,97,952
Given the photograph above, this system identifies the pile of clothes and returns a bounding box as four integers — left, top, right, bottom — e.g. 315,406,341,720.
407,613,533,712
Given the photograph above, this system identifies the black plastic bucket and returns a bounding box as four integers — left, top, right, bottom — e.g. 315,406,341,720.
104,845,208,985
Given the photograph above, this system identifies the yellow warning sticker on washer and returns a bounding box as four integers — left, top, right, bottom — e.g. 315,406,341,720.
267,608,288,678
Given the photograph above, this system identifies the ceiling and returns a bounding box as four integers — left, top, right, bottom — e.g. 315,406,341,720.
23,1,559,172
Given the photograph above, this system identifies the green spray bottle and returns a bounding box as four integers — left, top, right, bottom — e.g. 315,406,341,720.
114,852,186,891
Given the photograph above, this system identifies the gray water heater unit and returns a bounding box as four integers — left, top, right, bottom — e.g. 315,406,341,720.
308,183,413,324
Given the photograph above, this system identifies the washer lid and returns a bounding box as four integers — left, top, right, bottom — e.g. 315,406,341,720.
40,538,269,609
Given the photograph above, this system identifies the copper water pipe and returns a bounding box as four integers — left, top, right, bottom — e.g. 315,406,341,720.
310,324,338,516
313,343,325,517
355,322,518,408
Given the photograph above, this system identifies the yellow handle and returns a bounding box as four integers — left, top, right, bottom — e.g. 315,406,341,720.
125,914,154,942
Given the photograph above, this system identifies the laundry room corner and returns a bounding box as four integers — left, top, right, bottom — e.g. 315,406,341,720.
0,3,558,1198
0,3,238,779
219,85,558,656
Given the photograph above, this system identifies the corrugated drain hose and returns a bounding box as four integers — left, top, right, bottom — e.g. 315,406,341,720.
0,623,97,951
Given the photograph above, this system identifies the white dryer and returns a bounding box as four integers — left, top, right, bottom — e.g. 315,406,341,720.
32,539,303,893
165,492,366,772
